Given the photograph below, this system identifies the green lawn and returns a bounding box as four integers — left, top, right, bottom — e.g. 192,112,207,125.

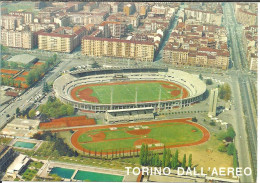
21,161,43,181
104,130,135,140
78,122,204,152
148,123,203,145
2,2,39,13
76,81,182,104
81,138,138,152
78,133,94,143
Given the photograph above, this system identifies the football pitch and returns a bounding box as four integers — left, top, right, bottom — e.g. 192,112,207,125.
71,119,210,154
71,80,188,104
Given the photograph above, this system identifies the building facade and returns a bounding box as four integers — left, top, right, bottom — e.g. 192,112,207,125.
1,29,35,49
82,36,155,61
38,27,87,53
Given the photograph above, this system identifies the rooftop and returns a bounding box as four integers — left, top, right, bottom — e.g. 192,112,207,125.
7,54,38,65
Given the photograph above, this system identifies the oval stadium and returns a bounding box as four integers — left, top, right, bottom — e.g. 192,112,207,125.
53,67,206,113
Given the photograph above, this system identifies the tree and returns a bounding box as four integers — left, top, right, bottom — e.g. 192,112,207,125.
199,73,203,80
127,24,134,32
182,154,186,169
43,82,49,93
28,109,36,119
139,143,145,165
16,107,20,117
0,44,8,52
206,79,213,85
219,83,231,101
227,127,236,139
172,150,179,169
53,54,57,61
227,143,235,155
17,80,22,88
155,153,160,167
165,149,171,167
233,148,238,173
218,144,227,152
191,117,197,122
188,154,192,168
162,147,167,167
91,61,101,68
10,62,18,69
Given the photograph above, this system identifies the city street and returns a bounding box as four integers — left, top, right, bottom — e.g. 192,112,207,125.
222,3,256,182
0,58,69,129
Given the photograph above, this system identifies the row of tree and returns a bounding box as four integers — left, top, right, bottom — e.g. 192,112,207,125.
25,54,57,87
1,77,22,87
139,144,192,170
39,96,74,119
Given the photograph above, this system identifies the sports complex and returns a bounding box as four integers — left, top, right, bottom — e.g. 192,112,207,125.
70,118,210,155
53,66,207,113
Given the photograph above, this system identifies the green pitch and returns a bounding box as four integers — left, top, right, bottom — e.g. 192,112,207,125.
76,81,183,104
78,122,203,152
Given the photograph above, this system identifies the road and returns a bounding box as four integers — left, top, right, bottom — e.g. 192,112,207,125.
155,4,185,61
222,3,256,182
0,59,69,129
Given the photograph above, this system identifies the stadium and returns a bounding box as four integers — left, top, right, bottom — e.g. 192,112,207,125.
53,66,207,114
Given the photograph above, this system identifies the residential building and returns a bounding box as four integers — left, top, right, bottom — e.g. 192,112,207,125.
9,11,34,24
82,36,155,62
1,15,24,30
0,145,16,173
124,4,134,16
236,9,257,26
1,29,35,49
99,21,126,38
38,26,87,53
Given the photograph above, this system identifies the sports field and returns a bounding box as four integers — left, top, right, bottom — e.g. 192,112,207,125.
71,118,210,154
70,80,189,104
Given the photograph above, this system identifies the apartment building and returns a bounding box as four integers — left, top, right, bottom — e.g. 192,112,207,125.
184,8,222,26
0,146,16,173
235,9,257,27
9,11,34,24
38,26,87,53
54,15,70,27
123,4,134,16
152,6,166,15
28,23,58,32
99,21,126,38
248,53,258,71
1,15,24,30
1,29,35,49
163,47,229,70
82,36,155,62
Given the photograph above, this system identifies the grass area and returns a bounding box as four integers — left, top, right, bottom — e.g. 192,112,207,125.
0,137,12,145
35,141,55,157
76,81,182,104
21,161,43,181
22,169,37,181
81,138,138,152
78,122,203,152
148,123,203,145
2,2,39,13
104,130,135,140
175,133,233,176
77,133,94,143
29,161,43,169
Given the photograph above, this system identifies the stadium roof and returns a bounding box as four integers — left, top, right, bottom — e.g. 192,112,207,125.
107,107,154,113
7,54,37,65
